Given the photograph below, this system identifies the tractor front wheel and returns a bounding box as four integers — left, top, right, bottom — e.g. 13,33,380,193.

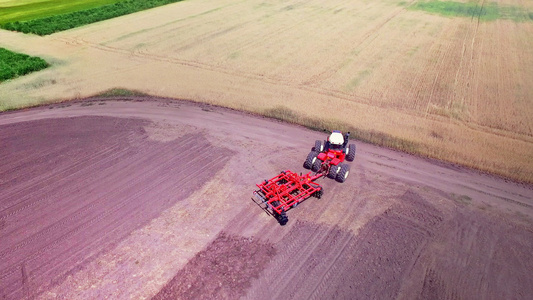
304,151,318,169
314,140,324,152
346,144,356,161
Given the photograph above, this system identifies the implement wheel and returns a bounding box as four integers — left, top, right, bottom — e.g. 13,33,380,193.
346,144,356,162
336,164,350,183
278,211,288,226
303,151,318,169
313,187,323,199
271,201,288,225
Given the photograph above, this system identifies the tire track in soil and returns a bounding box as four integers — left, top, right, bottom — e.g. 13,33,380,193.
1,123,165,251
3,138,222,296
0,142,123,223
0,123,122,209
0,116,234,299
408,207,533,300
244,188,444,299
309,191,443,299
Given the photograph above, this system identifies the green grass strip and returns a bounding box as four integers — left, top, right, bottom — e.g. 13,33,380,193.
0,0,123,24
0,48,49,82
409,1,533,22
0,0,185,36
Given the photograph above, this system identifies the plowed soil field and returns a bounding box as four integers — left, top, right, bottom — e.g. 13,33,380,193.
1,98,532,299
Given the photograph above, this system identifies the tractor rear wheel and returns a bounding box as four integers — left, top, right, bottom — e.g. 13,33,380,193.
327,165,340,179
314,140,324,152
336,164,350,183
346,144,356,161
304,151,318,169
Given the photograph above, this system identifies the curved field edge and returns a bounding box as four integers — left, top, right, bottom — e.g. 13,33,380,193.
2,88,531,184
0,0,185,36
261,105,532,184
0,48,49,82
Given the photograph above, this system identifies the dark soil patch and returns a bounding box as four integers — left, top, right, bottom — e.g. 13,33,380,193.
152,232,276,300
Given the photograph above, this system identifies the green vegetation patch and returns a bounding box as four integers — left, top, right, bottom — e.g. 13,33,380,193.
344,69,372,92
0,0,122,24
409,1,533,22
0,48,49,82
450,193,472,205
96,88,148,97
0,0,185,35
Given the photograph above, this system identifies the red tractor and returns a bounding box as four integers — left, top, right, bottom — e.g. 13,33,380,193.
252,131,356,225
303,131,356,183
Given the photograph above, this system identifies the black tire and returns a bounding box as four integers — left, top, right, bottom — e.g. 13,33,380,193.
327,165,340,179
271,200,288,225
313,140,323,152
313,187,323,199
336,164,350,183
303,151,318,169
278,212,289,226
311,159,322,172
346,144,356,161
324,140,330,151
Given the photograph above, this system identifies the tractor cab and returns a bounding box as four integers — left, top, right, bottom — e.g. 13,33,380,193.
327,131,345,151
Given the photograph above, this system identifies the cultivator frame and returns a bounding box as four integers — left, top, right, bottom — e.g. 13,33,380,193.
253,170,323,225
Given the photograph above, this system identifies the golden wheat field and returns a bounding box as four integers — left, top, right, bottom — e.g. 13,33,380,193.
0,0,532,182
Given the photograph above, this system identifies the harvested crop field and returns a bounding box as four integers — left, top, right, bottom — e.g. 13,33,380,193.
0,0,532,182
0,98,532,299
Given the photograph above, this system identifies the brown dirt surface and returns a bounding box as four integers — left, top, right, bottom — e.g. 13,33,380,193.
0,98,532,300
152,232,276,300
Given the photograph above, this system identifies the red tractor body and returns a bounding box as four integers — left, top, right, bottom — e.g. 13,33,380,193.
317,151,344,166
304,131,356,183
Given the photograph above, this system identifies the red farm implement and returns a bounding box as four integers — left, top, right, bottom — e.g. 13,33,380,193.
253,170,323,225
